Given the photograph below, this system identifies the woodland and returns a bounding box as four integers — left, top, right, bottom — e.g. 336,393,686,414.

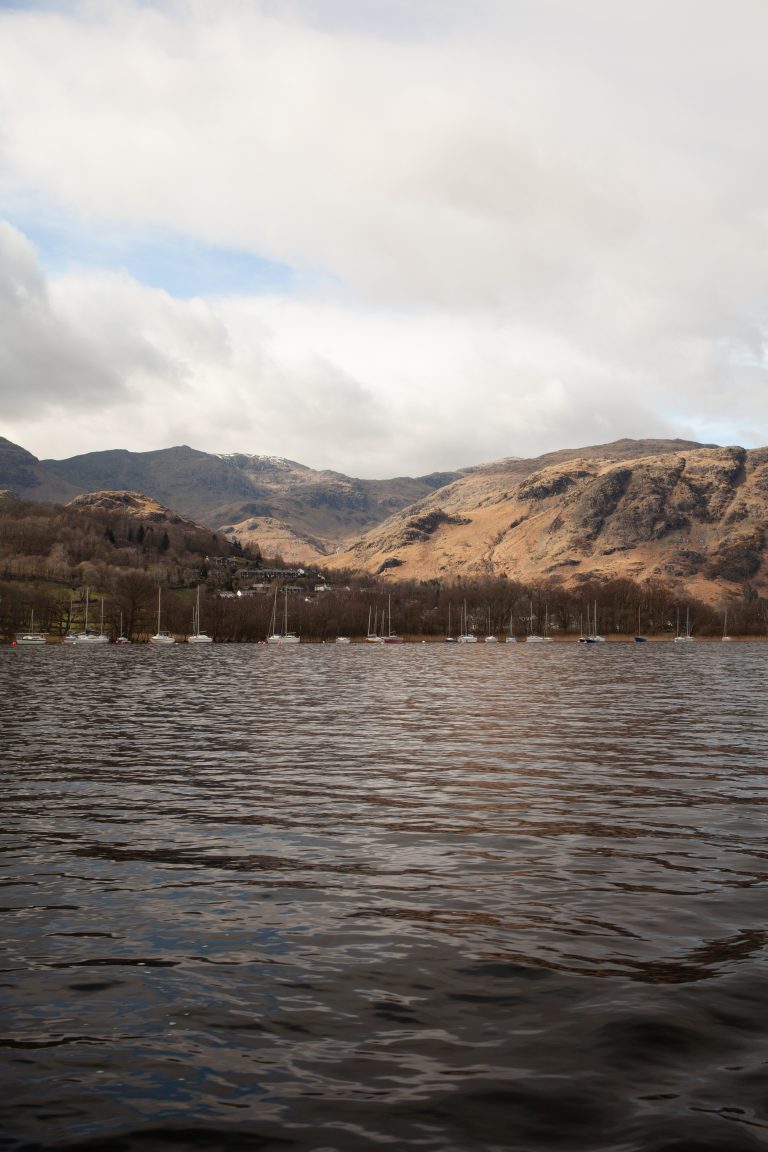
2,497,767,641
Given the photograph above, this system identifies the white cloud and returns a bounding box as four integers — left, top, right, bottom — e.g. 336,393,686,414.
0,231,677,474
0,1,767,473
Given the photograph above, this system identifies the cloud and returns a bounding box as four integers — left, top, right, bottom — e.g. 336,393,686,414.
0,227,669,473
0,220,126,416
0,1,766,472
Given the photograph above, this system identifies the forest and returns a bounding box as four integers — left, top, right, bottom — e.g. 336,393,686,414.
2,496,767,641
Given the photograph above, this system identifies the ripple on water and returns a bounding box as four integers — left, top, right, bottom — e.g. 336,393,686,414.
2,642,768,1150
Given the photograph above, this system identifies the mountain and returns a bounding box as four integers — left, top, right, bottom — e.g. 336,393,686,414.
0,436,81,502
324,440,768,604
0,439,461,562
2,435,767,602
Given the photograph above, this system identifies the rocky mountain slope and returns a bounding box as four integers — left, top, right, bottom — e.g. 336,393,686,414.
325,441,768,604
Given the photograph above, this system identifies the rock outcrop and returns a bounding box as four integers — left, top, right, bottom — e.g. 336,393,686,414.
66,491,197,527
325,443,768,603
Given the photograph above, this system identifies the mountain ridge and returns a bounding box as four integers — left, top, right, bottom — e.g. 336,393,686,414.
1,434,766,602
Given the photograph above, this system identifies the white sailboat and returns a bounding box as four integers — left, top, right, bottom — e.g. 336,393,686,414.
267,587,299,644
587,599,605,643
674,606,694,643
722,610,732,642
526,601,551,642
150,587,175,645
15,609,46,645
115,611,131,645
63,595,78,643
484,608,498,643
457,600,477,643
380,594,404,643
73,588,109,644
365,605,380,643
188,586,213,644
505,609,517,643
444,602,457,643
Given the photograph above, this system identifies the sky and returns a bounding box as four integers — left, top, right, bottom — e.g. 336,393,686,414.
0,0,766,478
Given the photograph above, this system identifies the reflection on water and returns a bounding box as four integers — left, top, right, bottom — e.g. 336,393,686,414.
2,643,768,1151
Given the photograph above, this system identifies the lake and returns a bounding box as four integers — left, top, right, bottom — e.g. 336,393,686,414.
2,641,768,1151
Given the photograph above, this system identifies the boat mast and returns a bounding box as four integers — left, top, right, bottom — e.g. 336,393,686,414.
270,585,278,635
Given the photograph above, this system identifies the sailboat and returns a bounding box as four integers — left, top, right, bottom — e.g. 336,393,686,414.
526,601,551,642
586,599,605,643
63,596,76,643
73,588,109,644
365,605,380,643
634,605,648,643
722,610,732,642
577,610,588,643
380,594,404,643
505,609,517,643
457,600,477,643
674,606,694,643
188,585,213,644
444,602,457,643
267,588,299,644
14,609,47,645
484,608,498,643
115,611,131,645
150,587,175,645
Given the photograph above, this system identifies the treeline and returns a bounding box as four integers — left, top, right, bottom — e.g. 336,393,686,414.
3,573,768,642
2,496,767,641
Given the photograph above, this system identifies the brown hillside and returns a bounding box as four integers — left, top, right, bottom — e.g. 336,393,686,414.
67,491,200,527
324,443,768,604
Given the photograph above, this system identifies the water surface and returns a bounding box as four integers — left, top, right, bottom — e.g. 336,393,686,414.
2,642,767,1150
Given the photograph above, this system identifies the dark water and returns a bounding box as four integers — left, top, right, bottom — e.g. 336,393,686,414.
2,641,768,1152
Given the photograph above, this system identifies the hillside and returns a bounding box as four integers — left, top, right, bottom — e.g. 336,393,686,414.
0,439,459,559
2,435,768,603
0,437,82,503
325,441,768,604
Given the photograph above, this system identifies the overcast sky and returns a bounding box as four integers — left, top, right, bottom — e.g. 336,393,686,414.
1,0,766,477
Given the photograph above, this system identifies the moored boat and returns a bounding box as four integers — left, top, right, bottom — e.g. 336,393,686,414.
150,587,175,645
14,609,47,645
188,586,213,644
267,587,300,644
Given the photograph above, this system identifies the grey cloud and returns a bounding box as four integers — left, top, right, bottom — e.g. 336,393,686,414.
0,3,766,471
0,221,125,416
